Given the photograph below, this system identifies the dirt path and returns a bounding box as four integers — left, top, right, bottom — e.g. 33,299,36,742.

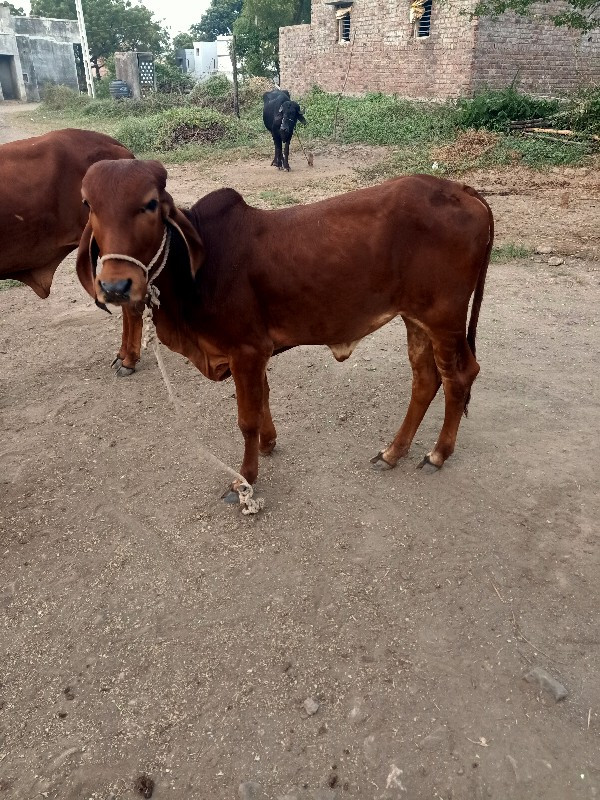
1,111,600,800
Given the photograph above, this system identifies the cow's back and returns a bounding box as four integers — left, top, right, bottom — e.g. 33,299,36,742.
188,175,492,347
0,128,133,296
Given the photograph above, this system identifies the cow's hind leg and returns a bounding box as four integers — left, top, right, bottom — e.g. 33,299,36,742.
419,333,480,470
259,374,277,455
271,135,282,168
371,318,440,469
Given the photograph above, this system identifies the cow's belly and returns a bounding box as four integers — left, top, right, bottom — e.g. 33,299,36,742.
268,308,399,358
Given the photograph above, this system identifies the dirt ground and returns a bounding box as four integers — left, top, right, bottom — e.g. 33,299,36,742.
1,109,599,800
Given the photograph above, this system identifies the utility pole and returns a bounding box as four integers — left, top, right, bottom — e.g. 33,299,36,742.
231,35,239,119
74,0,95,98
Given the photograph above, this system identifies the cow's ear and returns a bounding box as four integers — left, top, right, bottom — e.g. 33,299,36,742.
298,111,306,125
166,206,205,279
76,221,97,300
76,222,110,312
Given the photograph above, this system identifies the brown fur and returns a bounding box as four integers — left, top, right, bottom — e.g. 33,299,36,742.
78,161,494,488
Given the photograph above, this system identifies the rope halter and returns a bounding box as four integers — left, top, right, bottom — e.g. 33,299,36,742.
96,225,172,308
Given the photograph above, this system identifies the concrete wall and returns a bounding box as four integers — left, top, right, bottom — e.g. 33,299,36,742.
0,9,81,101
473,7,600,94
0,7,27,100
115,52,155,99
115,51,141,98
280,0,478,99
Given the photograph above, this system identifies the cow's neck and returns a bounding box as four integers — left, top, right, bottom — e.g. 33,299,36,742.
149,243,230,382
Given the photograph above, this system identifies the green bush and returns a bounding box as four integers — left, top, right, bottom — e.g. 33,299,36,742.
299,87,456,145
114,107,250,153
455,86,560,132
41,83,88,111
155,60,194,94
566,86,600,133
189,75,234,113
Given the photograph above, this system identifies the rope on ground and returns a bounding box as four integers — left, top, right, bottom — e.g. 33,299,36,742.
294,129,313,167
142,308,264,515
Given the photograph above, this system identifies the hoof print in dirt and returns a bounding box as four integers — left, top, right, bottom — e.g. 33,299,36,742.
525,667,568,702
222,489,241,505
134,774,154,798
238,781,265,800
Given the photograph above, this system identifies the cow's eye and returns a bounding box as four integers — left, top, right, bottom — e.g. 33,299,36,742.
82,199,90,208
142,199,158,213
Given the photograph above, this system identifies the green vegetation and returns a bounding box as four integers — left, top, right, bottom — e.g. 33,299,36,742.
0,279,23,291
455,86,560,132
491,243,534,262
257,189,300,207
114,107,251,153
36,82,599,173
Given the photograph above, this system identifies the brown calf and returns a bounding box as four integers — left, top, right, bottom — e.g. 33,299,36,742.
0,128,142,376
76,159,493,497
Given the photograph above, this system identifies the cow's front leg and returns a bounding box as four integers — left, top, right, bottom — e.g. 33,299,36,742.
112,304,143,377
229,348,271,487
282,140,291,171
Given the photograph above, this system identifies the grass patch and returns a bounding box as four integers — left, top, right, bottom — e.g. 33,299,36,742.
491,242,533,262
0,279,23,291
257,189,301,207
33,82,598,171
455,86,560,132
113,107,259,154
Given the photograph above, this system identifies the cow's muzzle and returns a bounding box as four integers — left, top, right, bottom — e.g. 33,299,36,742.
99,278,132,304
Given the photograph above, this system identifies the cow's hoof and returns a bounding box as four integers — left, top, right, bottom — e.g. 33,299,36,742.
111,356,123,369
222,489,240,505
260,440,276,456
284,166,291,172
370,451,394,471
417,455,441,473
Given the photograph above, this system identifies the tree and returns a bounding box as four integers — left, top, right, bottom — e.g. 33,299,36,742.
172,32,194,50
190,0,243,42
30,0,169,77
472,0,600,33
0,2,26,14
233,0,309,77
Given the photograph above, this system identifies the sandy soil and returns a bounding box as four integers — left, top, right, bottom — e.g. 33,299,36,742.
1,110,600,800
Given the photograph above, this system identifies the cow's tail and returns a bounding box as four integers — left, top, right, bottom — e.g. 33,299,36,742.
464,189,494,416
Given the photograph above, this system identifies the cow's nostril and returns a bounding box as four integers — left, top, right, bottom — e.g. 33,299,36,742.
99,279,132,296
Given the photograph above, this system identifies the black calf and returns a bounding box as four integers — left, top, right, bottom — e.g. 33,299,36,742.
262,89,306,172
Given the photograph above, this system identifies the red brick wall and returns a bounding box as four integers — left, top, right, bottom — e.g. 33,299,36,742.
473,10,600,94
280,0,600,98
279,0,478,99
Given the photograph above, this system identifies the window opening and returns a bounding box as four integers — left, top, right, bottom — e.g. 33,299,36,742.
336,6,352,42
415,0,432,36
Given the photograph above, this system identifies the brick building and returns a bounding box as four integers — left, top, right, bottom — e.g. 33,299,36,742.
279,0,600,98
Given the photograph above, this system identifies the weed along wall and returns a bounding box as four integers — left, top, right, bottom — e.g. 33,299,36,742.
279,0,600,99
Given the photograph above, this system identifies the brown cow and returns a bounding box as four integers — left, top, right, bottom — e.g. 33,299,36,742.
0,128,142,376
76,159,494,499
